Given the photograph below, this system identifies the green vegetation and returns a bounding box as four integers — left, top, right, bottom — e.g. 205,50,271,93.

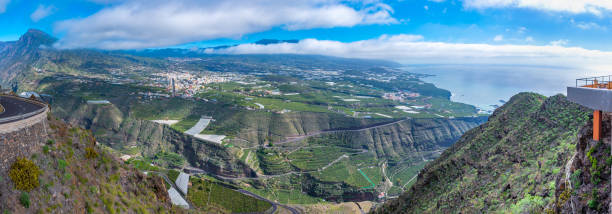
313,157,381,188
167,169,180,182
154,151,185,168
187,177,272,213
85,147,98,159
588,199,598,209
374,93,591,213
388,161,428,189
287,146,358,171
26,44,484,205
9,157,41,192
125,158,161,172
244,185,322,205
510,193,545,213
358,169,376,188
570,169,582,191
256,149,293,175
19,192,30,208
586,142,605,185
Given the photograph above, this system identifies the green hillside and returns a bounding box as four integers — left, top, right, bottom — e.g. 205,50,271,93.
1,29,488,207
373,93,593,213
0,115,180,213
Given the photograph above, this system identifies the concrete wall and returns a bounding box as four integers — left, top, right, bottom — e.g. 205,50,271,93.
0,107,48,175
567,87,612,112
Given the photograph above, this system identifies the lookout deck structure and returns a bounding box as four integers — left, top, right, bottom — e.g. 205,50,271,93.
567,75,612,141
567,75,612,213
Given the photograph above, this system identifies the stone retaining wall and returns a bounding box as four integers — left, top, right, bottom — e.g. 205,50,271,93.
0,107,48,175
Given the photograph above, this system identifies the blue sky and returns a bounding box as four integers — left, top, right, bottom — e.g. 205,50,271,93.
1,0,612,69
0,0,610,49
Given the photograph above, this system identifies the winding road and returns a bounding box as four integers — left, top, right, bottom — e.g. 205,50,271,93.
170,167,301,213
0,95,45,123
237,189,300,214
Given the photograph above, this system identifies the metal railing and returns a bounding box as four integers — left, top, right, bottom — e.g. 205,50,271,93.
576,75,612,88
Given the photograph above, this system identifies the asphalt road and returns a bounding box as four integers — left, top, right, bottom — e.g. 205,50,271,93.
0,96,44,122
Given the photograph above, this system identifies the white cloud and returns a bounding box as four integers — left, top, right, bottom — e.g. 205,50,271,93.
424,5,429,10
462,0,612,15
493,35,503,41
30,5,56,22
525,36,534,42
54,0,397,49
575,22,606,30
0,0,9,13
549,39,568,46
205,34,612,70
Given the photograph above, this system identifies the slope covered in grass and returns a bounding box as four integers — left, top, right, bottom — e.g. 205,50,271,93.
374,93,591,213
0,115,180,213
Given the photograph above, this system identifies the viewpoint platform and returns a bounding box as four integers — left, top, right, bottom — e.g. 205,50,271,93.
0,95,45,124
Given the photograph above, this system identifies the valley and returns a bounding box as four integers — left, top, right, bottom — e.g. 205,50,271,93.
0,30,488,212
0,26,609,214
2,1,611,213
36,66,485,207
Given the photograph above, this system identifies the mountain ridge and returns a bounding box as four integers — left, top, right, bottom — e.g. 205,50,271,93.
373,92,593,213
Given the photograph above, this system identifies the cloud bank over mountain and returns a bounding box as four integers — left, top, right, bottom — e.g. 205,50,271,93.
54,0,396,49
206,34,612,70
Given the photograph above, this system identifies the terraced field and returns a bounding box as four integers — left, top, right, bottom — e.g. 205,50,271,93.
257,149,293,175
287,146,361,171
243,176,324,204
188,177,272,213
313,157,382,188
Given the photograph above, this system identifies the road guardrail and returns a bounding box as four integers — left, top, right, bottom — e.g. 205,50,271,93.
0,95,48,124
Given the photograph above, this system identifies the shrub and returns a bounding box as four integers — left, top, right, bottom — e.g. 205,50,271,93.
154,151,184,168
57,159,67,172
85,147,98,159
9,158,41,192
167,169,180,182
588,199,598,209
19,192,30,208
510,193,545,213
570,169,581,189
43,145,50,154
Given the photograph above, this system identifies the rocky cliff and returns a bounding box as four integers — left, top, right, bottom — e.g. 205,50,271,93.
210,111,393,146
552,112,611,213
327,117,486,159
49,98,256,178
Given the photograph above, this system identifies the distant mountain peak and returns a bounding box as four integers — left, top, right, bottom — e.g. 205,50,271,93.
254,39,299,45
18,29,57,48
